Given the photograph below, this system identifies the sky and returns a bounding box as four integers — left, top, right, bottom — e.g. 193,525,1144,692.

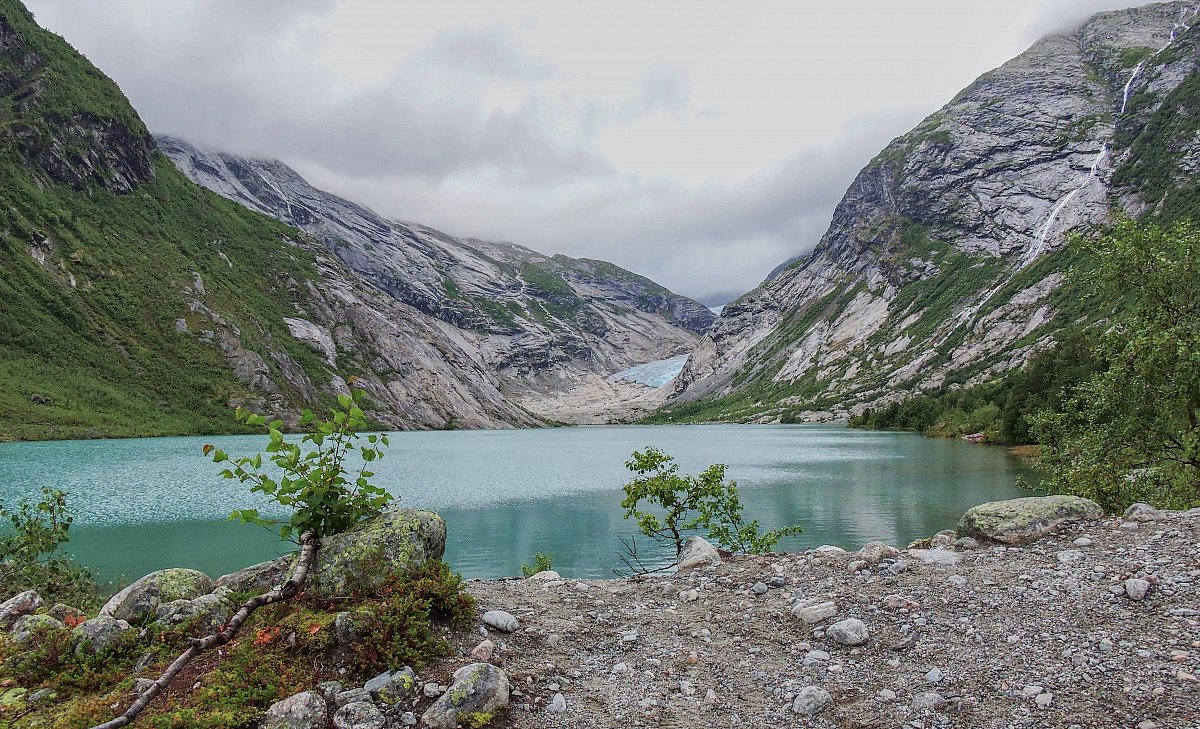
27,0,1157,303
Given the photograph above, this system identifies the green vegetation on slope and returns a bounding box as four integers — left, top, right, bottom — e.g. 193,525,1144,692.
0,156,332,440
1114,71,1200,222
849,333,1104,444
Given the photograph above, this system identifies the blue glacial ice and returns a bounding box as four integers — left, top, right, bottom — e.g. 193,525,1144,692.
607,353,690,389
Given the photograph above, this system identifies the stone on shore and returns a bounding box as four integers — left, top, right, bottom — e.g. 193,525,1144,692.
214,555,291,593
792,686,833,715
482,610,520,633
827,618,870,646
676,536,721,570
957,495,1102,545
72,616,136,656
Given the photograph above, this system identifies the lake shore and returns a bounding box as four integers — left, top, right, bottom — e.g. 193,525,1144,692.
430,505,1200,728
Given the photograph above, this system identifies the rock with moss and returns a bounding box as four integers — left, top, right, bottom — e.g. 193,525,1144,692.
957,495,1103,545
9,614,66,648
99,568,215,625
364,666,416,709
214,555,292,593
421,662,509,729
333,701,386,729
262,690,328,729
305,509,446,599
72,615,136,656
153,591,233,634
0,590,43,629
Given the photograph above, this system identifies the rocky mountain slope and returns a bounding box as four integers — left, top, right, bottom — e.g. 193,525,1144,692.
156,135,715,427
0,0,712,438
666,1,1200,423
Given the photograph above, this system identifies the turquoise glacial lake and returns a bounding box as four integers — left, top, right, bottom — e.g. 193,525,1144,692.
0,425,1036,586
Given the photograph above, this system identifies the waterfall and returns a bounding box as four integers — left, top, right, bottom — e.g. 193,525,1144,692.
938,2,1199,341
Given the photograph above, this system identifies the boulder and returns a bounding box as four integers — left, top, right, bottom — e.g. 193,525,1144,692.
364,667,416,708
72,615,136,655
1123,503,1166,522
10,614,66,648
99,569,215,625
261,691,328,729
334,702,386,729
214,556,291,593
305,509,446,599
957,495,1102,545
676,536,721,570
527,570,562,581
421,663,509,729
153,592,233,634
47,603,86,626
0,590,43,629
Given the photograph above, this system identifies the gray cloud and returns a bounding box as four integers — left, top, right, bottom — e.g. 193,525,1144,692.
25,0,1160,302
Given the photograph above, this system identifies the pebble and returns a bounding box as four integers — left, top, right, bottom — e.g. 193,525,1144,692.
925,668,945,684
470,639,495,662
792,600,837,625
1022,685,1043,698
546,693,567,714
827,618,870,646
750,582,768,595
1124,578,1152,601
948,575,968,588
791,686,832,715
803,649,831,666
482,610,520,633
1073,537,1094,547
1035,692,1054,708
912,691,945,711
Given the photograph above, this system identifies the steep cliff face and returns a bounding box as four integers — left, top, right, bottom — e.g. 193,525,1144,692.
156,136,715,425
668,1,1200,423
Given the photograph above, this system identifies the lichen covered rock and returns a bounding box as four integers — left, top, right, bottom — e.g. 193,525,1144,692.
72,615,136,656
153,591,233,634
305,509,446,599
421,662,509,729
214,556,291,593
9,614,66,648
957,495,1103,545
261,690,328,729
99,568,215,625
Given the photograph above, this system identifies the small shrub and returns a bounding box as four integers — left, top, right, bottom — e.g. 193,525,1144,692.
0,486,97,607
520,552,554,577
205,388,391,541
351,560,476,671
621,447,802,557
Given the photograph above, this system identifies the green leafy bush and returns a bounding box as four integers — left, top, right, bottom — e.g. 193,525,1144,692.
621,447,801,557
0,486,97,606
1032,220,1200,510
205,388,391,541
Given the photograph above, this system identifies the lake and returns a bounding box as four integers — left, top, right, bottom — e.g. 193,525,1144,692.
0,424,1037,585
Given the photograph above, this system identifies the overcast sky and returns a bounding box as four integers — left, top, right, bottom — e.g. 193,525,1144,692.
28,0,1156,303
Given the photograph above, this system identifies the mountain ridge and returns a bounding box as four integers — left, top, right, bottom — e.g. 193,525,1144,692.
663,0,1200,423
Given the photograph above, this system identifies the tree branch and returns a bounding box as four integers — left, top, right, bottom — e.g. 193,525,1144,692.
89,531,319,729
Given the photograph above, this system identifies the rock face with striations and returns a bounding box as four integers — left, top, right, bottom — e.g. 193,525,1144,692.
157,135,715,427
671,2,1200,420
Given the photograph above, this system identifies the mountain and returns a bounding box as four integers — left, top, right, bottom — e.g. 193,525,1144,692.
155,136,715,425
0,0,711,439
663,1,1200,423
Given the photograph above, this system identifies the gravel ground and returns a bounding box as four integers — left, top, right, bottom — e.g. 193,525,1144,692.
429,508,1200,728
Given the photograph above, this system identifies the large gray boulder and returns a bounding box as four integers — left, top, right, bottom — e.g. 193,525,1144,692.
214,555,291,593
261,690,328,729
305,509,446,599
72,615,136,656
99,568,215,625
957,496,1103,546
0,590,42,629
153,592,234,634
10,614,66,648
421,663,509,729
